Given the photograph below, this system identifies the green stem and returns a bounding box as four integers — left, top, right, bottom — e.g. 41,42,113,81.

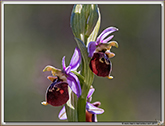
77,96,86,121
74,37,94,122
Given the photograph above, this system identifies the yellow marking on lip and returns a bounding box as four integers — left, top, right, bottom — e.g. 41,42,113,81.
99,57,104,63
56,88,60,91
105,59,110,65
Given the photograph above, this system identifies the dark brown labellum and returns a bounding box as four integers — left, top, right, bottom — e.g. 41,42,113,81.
89,52,111,77
46,80,69,106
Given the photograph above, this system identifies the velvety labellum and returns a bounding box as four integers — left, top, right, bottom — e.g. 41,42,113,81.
89,52,111,77
46,81,69,106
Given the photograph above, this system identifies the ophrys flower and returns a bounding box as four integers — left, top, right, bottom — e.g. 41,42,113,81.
41,47,82,106
88,27,118,79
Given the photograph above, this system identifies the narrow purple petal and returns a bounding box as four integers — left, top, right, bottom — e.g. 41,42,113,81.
87,88,95,99
65,66,71,74
67,72,81,97
62,56,66,71
102,35,114,43
87,41,96,57
86,102,104,114
99,31,113,43
96,27,118,45
69,47,81,71
58,106,67,120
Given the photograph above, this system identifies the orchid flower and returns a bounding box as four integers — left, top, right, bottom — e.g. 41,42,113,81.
87,27,119,78
41,47,82,106
58,87,104,122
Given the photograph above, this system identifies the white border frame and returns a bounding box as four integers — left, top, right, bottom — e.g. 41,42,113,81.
1,1,164,125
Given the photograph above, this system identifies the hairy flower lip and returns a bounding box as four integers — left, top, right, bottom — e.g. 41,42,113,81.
46,81,69,107
89,52,111,77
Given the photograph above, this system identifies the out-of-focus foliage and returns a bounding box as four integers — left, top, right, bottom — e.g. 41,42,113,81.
4,4,161,122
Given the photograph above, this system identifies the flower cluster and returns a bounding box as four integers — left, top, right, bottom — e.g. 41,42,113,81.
41,4,119,122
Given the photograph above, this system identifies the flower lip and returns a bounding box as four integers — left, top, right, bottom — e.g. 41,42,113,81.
89,52,111,77
46,80,69,106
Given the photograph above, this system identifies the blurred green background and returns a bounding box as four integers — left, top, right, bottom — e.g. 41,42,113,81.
4,4,161,122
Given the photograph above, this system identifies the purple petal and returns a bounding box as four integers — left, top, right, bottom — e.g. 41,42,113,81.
86,102,104,114
69,47,81,71
58,106,67,120
102,35,114,43
99,31,113,43
62,56,66,71
87,41,96,57
65,66,71,74
67,72,81,97
96,27,118,45
87,88,95,99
